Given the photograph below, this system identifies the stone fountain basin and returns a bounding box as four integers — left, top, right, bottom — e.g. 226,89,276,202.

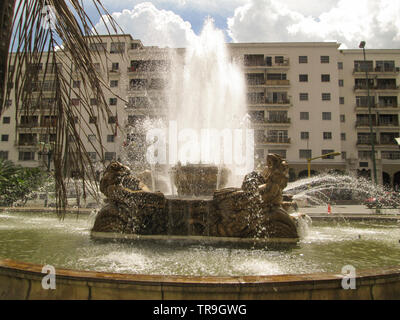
0,259,399,299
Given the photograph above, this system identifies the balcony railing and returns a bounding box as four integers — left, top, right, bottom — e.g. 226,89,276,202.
374,66,400,73
265,99,290,105
266,118,291,124
265,80,290,86
256,136,291,144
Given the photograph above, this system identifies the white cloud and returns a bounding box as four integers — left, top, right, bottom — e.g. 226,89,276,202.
94,2,196,48
227,0,400,48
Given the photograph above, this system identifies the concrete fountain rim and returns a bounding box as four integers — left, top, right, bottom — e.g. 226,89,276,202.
1,258,400,285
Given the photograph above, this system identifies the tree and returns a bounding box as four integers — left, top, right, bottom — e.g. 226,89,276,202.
0,0,121,216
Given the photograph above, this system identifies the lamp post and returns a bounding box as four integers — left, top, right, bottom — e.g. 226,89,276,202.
307,152,341,178
359,41,378,185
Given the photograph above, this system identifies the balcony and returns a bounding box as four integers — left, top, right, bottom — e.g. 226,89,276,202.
265,80,290,86
265,99,291,106
356,139,378,145
256,136,291,144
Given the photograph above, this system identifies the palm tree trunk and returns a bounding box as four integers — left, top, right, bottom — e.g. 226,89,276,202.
0,0,16,110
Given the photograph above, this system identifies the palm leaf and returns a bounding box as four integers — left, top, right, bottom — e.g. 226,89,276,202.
0,0,125,218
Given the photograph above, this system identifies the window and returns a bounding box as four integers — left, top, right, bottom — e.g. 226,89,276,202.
108,116,116,124
322,112,331,120
301,132,309,140
109,98,117,106
299,74,308,82
88,134,96,142
1,135,9,142
299,149,312,159
340,114,345,122
299,56,308,63
322,93,331,101
89,42,107,52
90,98,98,106
107,135,115,143
323,132,332,140
339,97,345,104
110,80,118,88
338,62,343,70
5,100,12,107
89,116,97,124
341,133,346,141
322,150,335,159
111,62,119,71
321,56,330,63
110,42,125,54
321,74,330,82
275,56,284,64
72,80,80,88
18,152,35,161
2,117,10,124
88,152,97,161
339,80,344,87
0,151,8,160
299,93,309,101
341,152,347,160
71,98,80,106
105,152,116,161
300,112,309,120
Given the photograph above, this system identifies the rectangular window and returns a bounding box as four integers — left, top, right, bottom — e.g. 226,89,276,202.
299,56,308,63
340,114,345,122
88,152,97,161
73,80,80,88
275,56,284,64
301,132,309,140
111,62,119,71
341,133,346,141
323,132,332,140
322,112,331,120
321,74,330,82
1,135,9,142
300,112,309,120
322,150,335,159
299,149,312,159
339,97,345,104
338,62,343,70
2,117,10,124
341,152,347,160
89,116,97,124
90,98,98,106
110,80,118,88
71,98,80,106
110,42,125,54
0,151,8,160
109,98,117,106
18,152,35,161
322,93,331,101
339,79,344,87
299,74,308,82
108,116,116,124
107,135,115,143
321,56,330,63
299,93,309,101
105,152,116,161
88,134,96,142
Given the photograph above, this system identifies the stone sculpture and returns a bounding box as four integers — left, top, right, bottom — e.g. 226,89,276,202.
92,154,300,239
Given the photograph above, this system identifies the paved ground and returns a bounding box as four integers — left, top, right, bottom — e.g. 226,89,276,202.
301,204,400,216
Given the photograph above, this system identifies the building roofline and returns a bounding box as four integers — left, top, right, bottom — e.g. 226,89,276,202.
227,41,341,48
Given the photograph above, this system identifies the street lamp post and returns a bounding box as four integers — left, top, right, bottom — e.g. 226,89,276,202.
307,152,342,178
359,41,378,185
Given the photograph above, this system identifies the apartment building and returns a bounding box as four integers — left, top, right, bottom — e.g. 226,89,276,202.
1,35,399,188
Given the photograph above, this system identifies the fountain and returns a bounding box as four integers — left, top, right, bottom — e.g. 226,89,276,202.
1,19,400,300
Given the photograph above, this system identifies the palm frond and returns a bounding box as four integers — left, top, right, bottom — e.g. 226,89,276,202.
0,0,125,217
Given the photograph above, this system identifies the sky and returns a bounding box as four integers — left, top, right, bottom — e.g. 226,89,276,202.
82,0,400,49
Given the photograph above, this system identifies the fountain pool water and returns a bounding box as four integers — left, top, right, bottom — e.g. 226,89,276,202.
0,211,399,277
